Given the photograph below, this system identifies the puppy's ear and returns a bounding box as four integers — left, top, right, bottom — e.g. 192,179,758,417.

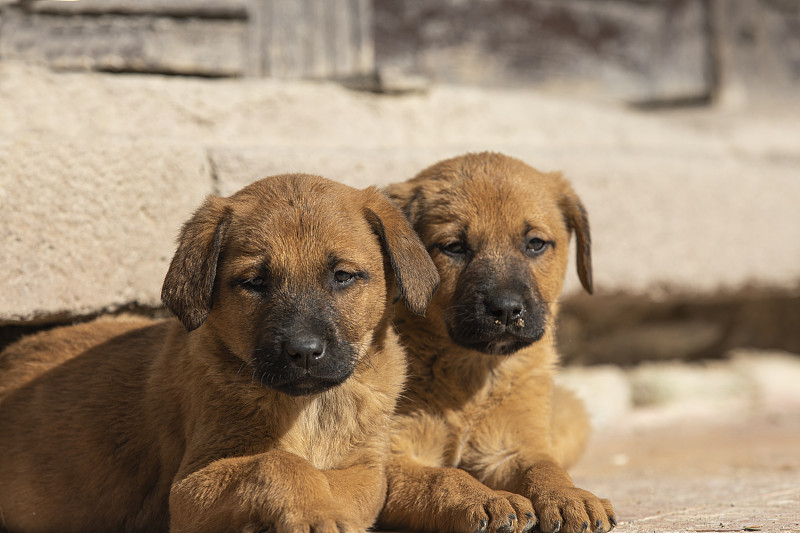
558,179,593,294
382,181,425,227
162,196,231,331
364,189,439,315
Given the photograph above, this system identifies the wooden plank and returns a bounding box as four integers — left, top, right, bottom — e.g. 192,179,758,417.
0,8,246,76
248,0,373,78
712,0,800,106
26,0,247,18
374,0,713,103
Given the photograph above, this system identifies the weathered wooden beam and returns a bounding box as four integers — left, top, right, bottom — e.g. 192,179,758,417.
711,0,800,107
0,7,247,76
248,0,373,78
25,0,248,19
374,0,714,104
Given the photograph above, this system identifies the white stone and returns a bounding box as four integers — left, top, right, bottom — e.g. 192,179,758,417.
1,62,799,322
556,365,633,429
0,137,211,322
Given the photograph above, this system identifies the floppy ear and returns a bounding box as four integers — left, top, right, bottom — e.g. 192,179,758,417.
558,181,593,295
162,196,231,331
382,181,425,227
364,189,439,316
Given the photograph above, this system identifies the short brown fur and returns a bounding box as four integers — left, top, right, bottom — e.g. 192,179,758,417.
0,174,439,533
378,153,615,533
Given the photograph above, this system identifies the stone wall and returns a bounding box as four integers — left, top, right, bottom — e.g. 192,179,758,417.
1,1,798,362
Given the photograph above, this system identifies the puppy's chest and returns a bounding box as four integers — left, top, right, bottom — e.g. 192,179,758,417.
278,391,384,470
438,372,531,469
441,391,497,464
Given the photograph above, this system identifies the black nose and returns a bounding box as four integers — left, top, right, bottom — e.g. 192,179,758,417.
284,335,326,369
486,291,524,326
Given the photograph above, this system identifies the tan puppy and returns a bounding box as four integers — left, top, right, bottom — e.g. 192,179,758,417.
0,174,439,533
378,153,615,533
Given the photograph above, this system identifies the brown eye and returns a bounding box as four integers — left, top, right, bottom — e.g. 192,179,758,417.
333,270,356,287
526,238,549,256
243,277,267,291
442,241,467,256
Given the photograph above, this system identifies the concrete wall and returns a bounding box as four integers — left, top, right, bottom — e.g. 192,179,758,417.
1,1,799,362
1,62,798,329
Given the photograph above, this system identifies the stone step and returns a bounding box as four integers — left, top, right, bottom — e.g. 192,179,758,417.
1,64,798,323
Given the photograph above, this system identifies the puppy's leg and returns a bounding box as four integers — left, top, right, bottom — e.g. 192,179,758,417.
550,385,590,469
470,427,614,533
466,393,613,533
323,463,387,527
379,458,535,533
170,449,370,533
513,460,616,533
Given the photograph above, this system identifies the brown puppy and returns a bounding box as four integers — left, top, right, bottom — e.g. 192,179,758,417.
0,174,439,533
378,153,615,533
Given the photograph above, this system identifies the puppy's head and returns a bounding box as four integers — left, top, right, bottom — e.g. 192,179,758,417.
162,174,438,396
386,152,591,356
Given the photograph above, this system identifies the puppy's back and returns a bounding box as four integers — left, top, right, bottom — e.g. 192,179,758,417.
1,317,152,393
0,318,175,532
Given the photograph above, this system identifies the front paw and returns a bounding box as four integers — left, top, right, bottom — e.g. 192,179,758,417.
530,487,615,533
244,508,363,533
454,490,536,533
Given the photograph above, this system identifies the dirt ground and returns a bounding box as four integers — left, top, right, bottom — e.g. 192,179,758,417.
571,412,800,532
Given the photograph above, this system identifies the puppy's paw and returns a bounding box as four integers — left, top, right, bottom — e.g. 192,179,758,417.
241,525,275,533
245,508,363,533
452,490,535,533
250,519,360,533
281,517,361,533
531,487,615,533
495,491,537,533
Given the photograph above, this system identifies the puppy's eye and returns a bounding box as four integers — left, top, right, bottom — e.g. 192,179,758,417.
333,270,357,287
242,277,267,290
442,241,467,256
526,238,550,256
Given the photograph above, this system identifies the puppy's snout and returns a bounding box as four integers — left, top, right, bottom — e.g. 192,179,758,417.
486,291,524,326
284,335,326,370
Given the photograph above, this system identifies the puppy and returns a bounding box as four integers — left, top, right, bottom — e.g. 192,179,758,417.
0,174,439,533
377,153,616,533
